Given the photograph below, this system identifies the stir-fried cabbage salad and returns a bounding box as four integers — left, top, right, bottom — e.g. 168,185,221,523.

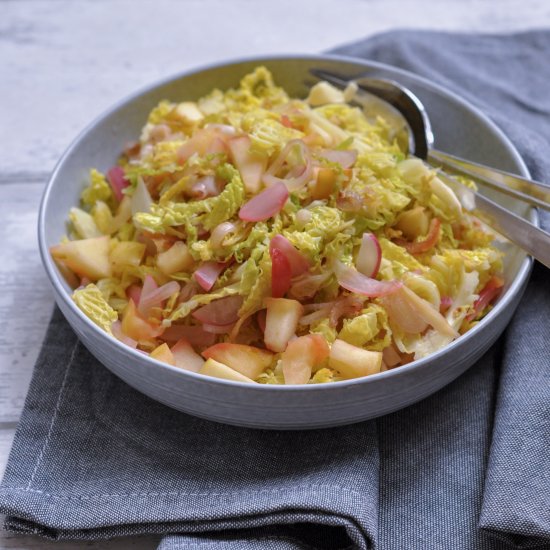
51,67,505,385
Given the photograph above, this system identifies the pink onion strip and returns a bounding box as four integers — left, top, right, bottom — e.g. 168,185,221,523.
335,261,401,298
161,325,217,347
107,166,130,202
202,322,236,334
238,182,289,222
298,307,333,325
193,261,229,292
126,284,142,305
210,221,238,249
356,233,382,278
139,281,180,317
188,175,221,199
192,295,244,326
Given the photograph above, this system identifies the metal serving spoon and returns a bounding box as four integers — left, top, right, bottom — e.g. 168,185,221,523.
310,69,550,269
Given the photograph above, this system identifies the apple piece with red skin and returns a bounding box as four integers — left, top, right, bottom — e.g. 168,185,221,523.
270,235,310,277
270,248,292,298
281,334,330,385
199,358,254,383
171,338,204,372
356,233,382,279
263,297,304,352
228,135,267,193
329,339,382,379
202,343,273,380
50,235,111,281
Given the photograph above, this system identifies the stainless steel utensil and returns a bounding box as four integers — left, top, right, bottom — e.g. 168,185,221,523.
310,69,550,269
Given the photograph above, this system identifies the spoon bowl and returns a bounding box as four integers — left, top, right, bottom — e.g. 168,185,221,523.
311,68,550,269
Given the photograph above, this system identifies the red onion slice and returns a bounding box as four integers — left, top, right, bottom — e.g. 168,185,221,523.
139,280,180,318
262,139,313,191
187,175,221,199
238,182,289,222
298,306,333,325
204,123,237,136
177,128,228,164
269,235,310,277
192,295,244,326
467,276,504,321
137,275,158,316
161,325,217,348
395,218,441,255
440,295,453,313
356,233,382,278
335,261,401,297
126,284,142,306
107,166,130,202
202,322,236,334
210,221,238,249
193,261,229,292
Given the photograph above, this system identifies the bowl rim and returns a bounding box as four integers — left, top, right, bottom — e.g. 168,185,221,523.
38,52,535,392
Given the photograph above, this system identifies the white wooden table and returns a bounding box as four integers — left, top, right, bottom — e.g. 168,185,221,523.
1,1,549,547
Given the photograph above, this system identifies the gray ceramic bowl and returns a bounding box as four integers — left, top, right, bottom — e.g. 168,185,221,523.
38,55,534,429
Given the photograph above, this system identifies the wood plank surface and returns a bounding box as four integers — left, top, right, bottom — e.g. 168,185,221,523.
2,0,549,177
2,0,550,548
0,182,52,423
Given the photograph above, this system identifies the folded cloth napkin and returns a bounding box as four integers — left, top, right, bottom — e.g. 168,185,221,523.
1,30,549,550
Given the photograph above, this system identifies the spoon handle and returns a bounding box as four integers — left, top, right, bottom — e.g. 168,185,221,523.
438,172,550,269
429,149,550,210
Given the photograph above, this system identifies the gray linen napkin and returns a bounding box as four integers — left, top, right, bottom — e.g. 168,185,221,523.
1,30,549,550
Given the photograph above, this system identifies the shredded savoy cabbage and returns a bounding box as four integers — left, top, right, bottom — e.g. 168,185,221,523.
51,67,504,384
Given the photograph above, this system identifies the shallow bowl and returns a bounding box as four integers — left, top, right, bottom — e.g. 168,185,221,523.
38,55,533,429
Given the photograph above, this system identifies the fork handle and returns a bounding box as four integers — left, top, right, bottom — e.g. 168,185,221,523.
429,149,550,210
438,172,550,269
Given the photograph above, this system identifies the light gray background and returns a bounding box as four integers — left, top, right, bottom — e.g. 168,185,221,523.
1,1,550,547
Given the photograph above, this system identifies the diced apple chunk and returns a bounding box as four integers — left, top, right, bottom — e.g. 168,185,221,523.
50,235,111,280
329,339,382,379
281,334,329,385
157,241,194,275
263,298,304,352
110,241,145,273
228,136,267,193
150,343,175,366
306,81,345,106
170,102,204,125
395,207,429,240
202,343,272,380
310,167,337,200
199,358,254,383
171,338,204,373
121,299,162,341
